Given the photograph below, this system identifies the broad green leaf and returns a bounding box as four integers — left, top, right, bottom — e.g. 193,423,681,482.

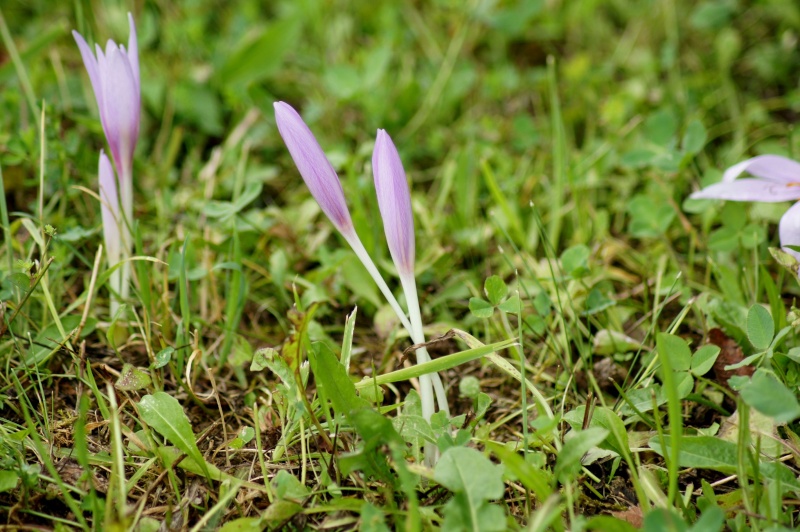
585,515,638,532
484,276,507,305
739,370,800,423
560,244,590,276
342,410,413,489
691,345,720,376
689,505,724,532
593,329,642,355
469,297,494,318
135,517,160,532
554,427,609,482
628,194,676,237
435,447,505,500
218,517,264,532
644,109,678,145
746,304,774,351
649,435,800,491
272,470,309,500
642,508,688,532
114,364,151,391
675,371,695,399
250,347,279,372
153,347,174,369
497,294,521,314
262,500,304,528
562,407,624,455
360,502,391,532
442,493,507,532
690,2,735,30
138,392,207,477
309,342,368,420
435,447,506,532
620,147,659,168
393,414,436,444
656,333,691,372
459,376,481,399
681,119,707,155
582,288,615,315
618,385,666,416
0,471,18,492
475,393,492,419
707,226,739,252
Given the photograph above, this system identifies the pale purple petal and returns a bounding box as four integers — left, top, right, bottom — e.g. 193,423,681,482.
100,46,140,176
690,178,800,203
273,102,353,233
73,18,141,179
104,38,120,57
373,129,415,276
722,155,800,183
780,202,800,261
72,31,102,109
99,151,121,265
127,13,139,93
91,44,115,157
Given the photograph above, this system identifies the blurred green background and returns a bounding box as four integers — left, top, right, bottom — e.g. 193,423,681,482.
2,0,800,337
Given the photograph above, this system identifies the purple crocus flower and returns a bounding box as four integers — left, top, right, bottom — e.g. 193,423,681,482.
372,129,450,464
273,102,353,234
273,103,451,456
690,155,800,259
274,101,415,333
373,130,415,276
74,14,140,311
73,13,140,226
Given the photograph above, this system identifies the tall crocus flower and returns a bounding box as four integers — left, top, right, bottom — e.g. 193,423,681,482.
373,130,450,464
274,102,417,333
274,104,450,464
373,130,449,399
74,13,140,307
690,155,800,259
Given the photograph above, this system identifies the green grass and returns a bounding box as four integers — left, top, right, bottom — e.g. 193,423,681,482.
2,0,800,530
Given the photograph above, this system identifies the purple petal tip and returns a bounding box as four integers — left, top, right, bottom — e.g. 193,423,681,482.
274,101,353,233
372,129,415,275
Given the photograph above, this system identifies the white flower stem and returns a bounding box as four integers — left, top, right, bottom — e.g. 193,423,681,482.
399,273,450,417
343,232,414,334
119,165,134,306
342,230,449,467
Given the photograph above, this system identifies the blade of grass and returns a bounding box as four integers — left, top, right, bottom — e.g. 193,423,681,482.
106,383,128,527
0,8,39,119
11,372,88,529
655,332,683,507
355,337,517,388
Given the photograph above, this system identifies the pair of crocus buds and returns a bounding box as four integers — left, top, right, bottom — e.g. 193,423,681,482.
73,14,141,313
690,155,800,260
274,102,450,462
